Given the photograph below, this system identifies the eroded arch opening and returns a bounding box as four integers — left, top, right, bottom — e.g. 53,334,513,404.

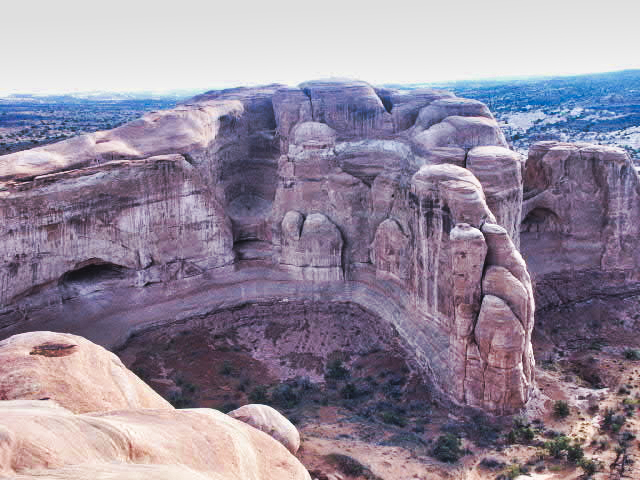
60,259,128,285
521,207,561,233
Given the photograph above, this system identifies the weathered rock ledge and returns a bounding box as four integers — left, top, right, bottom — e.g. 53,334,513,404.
0,79,532,414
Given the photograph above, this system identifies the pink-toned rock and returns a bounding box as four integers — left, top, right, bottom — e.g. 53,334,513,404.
298,79,393,138
414,97,494,130
0,400,310,480
521,141,640,310
412,116,508,151
0,331,171,413
0,79,534,415
467,146,524,248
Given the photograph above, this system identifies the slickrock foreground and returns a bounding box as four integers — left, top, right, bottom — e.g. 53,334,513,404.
0,331,309,480
0,79,533,413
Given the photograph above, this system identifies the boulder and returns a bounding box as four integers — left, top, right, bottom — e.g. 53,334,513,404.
414,97,493,131
412,116,508,151
228,404,301,454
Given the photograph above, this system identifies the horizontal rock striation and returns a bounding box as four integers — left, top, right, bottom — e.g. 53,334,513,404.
521,141,640,310
0,79,532,414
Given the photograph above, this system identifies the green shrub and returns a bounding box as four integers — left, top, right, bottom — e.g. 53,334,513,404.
506,417,535,444
623,349,640,360
325,359,349,380
380,410,407,427
553,400,570,418
271,383,300,408
543,435,571,458
340,382,359,399
566,443,584,463
577,457,599,477
324,453,382,480
167,390,194,408
248,385,269,403
219,360,234,376
432,433,464,463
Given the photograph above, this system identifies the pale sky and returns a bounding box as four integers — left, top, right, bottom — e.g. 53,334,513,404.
1,0,639,95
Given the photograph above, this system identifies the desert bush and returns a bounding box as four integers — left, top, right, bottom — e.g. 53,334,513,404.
623,348,640,360
577,457,599,477
506,416,535,444
325,359,349,380
219,360,234,376
566,443,584,463
167,390,194,408
340,382,359,400
552,400,570,418
543,435,571,458
432,433,464,463
380,410,407,427
324,453,382,480
602,408,626,432
479,457,505,470
271,383,301,408
248,385,269,403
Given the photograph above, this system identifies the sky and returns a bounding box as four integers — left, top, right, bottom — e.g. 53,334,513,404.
1,0,639,95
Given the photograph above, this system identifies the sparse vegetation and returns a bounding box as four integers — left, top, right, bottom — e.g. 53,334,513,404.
325,358,350,380
324,453,382,480
624,348,640,360
552,400,570,418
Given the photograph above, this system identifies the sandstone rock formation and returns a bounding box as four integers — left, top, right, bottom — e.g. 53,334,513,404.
521,141,640,310
0,332,310,480
0,331,171,413
228,403,301,454
0,79,532,414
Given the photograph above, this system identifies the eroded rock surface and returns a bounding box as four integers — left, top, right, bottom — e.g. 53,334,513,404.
228,403,301,454
0,331,171,413
0,79,533,413
521,141,640,310
0,332,310,480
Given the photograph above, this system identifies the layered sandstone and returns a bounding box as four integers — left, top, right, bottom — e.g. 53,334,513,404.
0,332,309,480
521,141,640,309
0,79,532,414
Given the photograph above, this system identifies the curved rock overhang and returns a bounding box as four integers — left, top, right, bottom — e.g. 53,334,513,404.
0,80,534,414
